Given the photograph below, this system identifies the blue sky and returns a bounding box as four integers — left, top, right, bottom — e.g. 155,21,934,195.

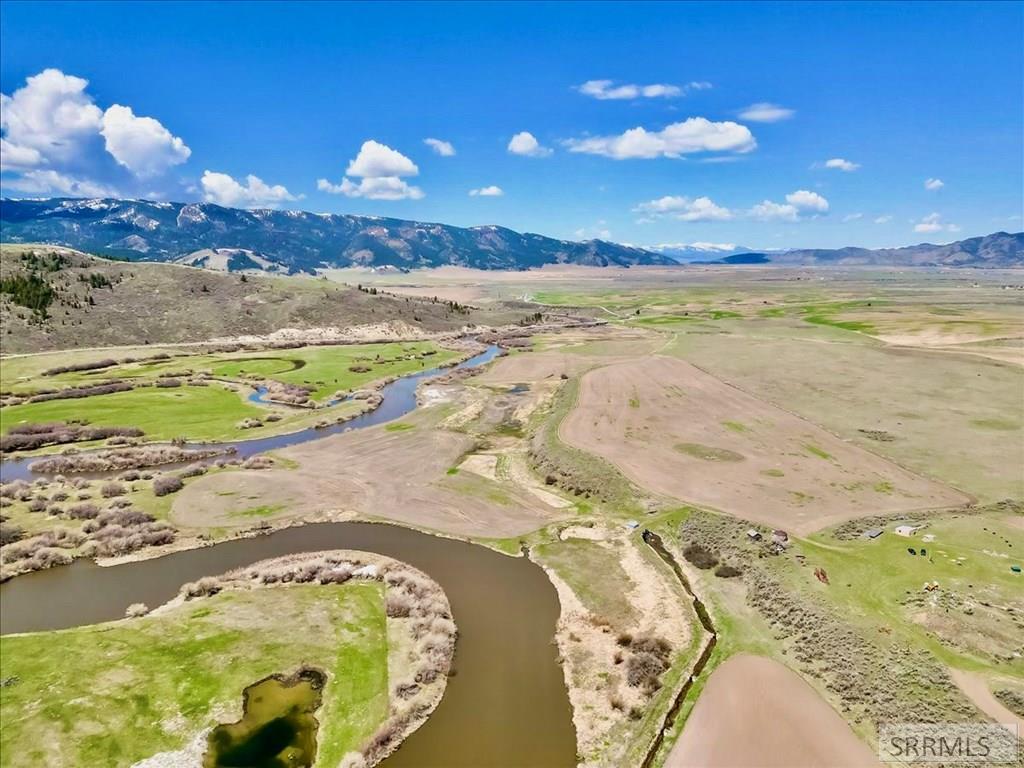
1,1,1021,250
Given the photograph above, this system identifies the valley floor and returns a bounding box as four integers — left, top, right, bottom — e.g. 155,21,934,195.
2,266,1022,767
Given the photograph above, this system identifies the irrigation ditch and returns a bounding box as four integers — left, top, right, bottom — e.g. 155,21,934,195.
640,529,719,768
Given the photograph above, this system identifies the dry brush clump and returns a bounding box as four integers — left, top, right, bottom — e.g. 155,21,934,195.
1,423,143,453
152,475,184,496
1,529,83,571
1,475,179,576
623,634,673,694
994,689,1024,718
100,481,127,498
41,358,118,376
29,445,231,474
0,522,24,546
28,381,135,403
241,455,275,470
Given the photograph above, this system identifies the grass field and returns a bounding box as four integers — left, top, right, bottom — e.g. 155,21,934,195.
797,511,1024,673
1,341,459,446
208,341,458,400
0,582,388,768
1,385,264,442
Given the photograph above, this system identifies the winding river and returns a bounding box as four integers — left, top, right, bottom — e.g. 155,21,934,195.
0,345,503,482
0,343,577,766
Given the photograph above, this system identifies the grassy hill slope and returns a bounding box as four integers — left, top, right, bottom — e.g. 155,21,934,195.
0,244,522,352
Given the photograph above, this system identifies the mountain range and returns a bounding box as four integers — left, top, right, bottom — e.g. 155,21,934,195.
1,198,1021,270
0,198,671,271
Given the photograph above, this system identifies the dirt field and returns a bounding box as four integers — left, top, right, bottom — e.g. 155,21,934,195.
561,356,970,534
171,402,564,538
670,332,1024,503
666,654,880,768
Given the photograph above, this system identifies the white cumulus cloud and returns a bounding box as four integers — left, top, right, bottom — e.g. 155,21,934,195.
318,176,424,201
318,140,424,200
469,185,503,197
924,177,945,191
751,200,800,222
508,131,552,157
100,104,190,177
634,195,733,222
874,215,893,224
565,117,755,160
0,138,43,171
0,68,103,167
423,138,456,156
750,190,829,222
786,189,829,212
842,212,863,222
824,158,859,172
201,170,299,208
4,169,117,197
0,68,193,198
913,212,959,234
577,79,712,100
737,102,795,123
346,140,418,178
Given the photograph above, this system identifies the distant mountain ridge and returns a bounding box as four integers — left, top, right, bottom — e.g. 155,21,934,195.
0,198,673,271
707,232,1023,269
1,198,1020,270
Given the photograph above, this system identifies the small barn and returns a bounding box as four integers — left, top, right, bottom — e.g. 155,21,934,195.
863,528,884,540
894,525,918,537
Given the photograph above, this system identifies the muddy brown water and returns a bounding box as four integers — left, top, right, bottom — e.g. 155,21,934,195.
0,521,577,767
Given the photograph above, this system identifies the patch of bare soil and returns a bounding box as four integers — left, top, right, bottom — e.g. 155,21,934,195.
171,419,562,537
666,653,881,768
561,356,969,534
948,668,1024,731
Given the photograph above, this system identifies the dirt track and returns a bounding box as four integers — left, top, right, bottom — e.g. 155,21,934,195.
561,356,970,534
666,654,880,767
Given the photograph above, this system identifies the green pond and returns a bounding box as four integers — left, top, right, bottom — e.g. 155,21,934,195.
205,668,325,768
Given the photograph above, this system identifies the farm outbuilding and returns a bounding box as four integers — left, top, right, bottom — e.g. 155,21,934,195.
862,528,884,539
894,525,918,537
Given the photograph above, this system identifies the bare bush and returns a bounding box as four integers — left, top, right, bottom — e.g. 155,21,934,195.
152,476,184,496
319,564,353,584
387,592,413,618
101,481,126,498
29,381,134,404
181,577,221,599
42,358,117,376
0,522,24,546
67,502,100,519
29,446,230,474
27,499,46,513
714,564,742,578
178,463,207,478
97,508,155,528
125,602,150,618
683,542,719,570
241,455,274,470
154,378,182,388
